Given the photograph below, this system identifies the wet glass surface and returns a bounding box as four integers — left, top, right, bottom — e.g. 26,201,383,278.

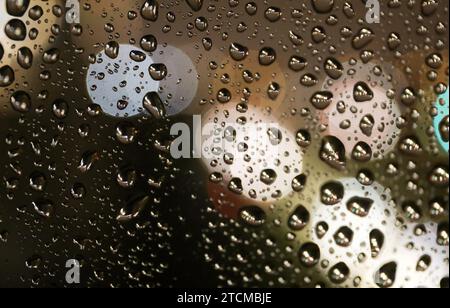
0,0,448,288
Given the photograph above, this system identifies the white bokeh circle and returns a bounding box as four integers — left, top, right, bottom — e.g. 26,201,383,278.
201,103,305,203
86,44,198,118
309,177,449,288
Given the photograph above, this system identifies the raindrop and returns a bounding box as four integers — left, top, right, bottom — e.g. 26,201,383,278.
195,17,208,31
288,205,310,231
71,183,86,199
356,169,374,186
316,221,329,239
298,242,321,267
439,116,449,142
32,199,54,218
130,50,147,62
416,255,432,272
105,41,120,59
352,28,375,49
289,56,307,72
245,2,257,15
239,206,266,227
17,47,33,69
402,201,422,221
10,91,31,113
265,7,282,22
217,88,232,103
346,196,373,217
437,222,449,246
117,168,137,188
228,178,243,195
267,127,282,145
5,19,27,41
370,229,384,258
78,151,99,173
143,92,166,118
117,196,150,222
301,73,318,87
311,91,333,110
26,255,42,269
260,169,277,185
400,87,417,106
311,0,334,14
149,63,168,80
421,0,438,16
28,5,43,20
6,0,30,17
209,172,223,183
429,197,448,217
324,57,343,79
321,181,344,205
29,172,46,192
334,226,354,247
0,66,15,87
140,34,157,52
320,136,346,170
43,48,60,64
399,136,422,155
353,82,374,102
296,129,311,147
186,0,203,12
351,141,372,162
429,166,449,187
292,174,307,192
116,122,138,144
267,82,281,100
141,0,159,21
375,262,397,288
52,99,69,119
360,115,375,137
328,262,350,284
229,43,248,61
259,47,276,66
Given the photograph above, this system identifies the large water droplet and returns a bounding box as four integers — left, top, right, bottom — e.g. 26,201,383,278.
311,0,334,13
117,196,150,222
17,47,33,69
5,19,27,41
288,205,310,231
10,91,31,113
346,196,373,217
230,43,248,61
186,0,203,12
375,262,397,288
105,41,120,59
321,181,344,205
143,92,166,118
0,66,15,87
259,47,276,66
320,136,346,170
311,91,333,110
239,206,266,227
328,262,350,284
6,0,30,17
141,0,159,21
370,229,384,258
32,199,54,218
298,242,321,267
260,169,278,185
353,82,374,102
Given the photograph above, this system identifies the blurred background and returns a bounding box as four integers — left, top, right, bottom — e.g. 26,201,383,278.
0,0,448,288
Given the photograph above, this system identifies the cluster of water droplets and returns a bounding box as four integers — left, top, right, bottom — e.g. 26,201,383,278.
0,0,448,288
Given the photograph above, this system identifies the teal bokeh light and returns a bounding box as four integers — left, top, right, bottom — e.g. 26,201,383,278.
433,89,449,153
